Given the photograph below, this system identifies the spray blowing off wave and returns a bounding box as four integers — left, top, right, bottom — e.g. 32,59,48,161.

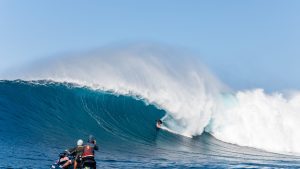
3,44,300,154
4,44,224,137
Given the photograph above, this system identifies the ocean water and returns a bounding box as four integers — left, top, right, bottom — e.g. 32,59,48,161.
0,80,300,169
1,46,300,168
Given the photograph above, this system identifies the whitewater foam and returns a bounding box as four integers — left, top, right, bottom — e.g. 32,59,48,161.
208,89,300,154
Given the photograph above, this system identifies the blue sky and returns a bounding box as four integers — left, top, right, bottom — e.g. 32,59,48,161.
0,0,300,91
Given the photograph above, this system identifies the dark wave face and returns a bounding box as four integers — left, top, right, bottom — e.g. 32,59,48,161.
1,80,300,168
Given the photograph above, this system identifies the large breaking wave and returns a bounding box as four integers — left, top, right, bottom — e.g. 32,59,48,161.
2,44,300,155
3,80,300,168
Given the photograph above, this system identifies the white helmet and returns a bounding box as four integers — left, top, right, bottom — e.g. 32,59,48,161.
77,139,83,146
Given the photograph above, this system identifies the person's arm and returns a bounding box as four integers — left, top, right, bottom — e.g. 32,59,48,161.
94,143,99,150
67,147,76,156
92,140,99,150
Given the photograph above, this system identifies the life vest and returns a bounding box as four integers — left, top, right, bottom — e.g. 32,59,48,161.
82,144,94,158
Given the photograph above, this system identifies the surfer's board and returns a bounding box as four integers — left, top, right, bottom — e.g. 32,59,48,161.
160,126,192,138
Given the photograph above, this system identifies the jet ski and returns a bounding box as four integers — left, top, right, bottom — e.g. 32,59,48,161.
50,151,74,169
50,151,96,169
